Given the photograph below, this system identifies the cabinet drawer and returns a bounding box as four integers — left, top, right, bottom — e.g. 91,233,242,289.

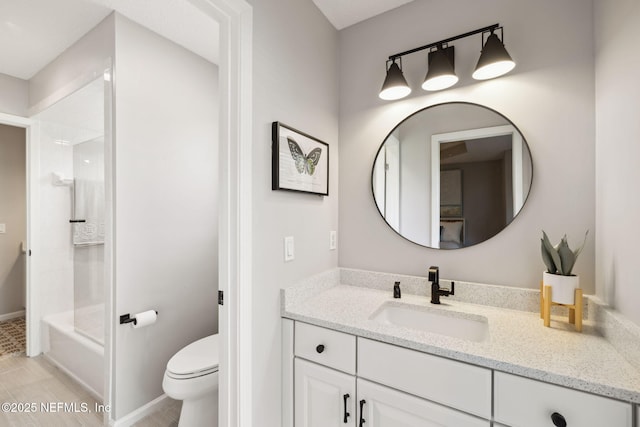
494,372,632,427
295,322,356,374
357,338,491,419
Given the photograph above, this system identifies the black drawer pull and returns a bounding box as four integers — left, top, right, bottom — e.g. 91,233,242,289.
316,344,325,354
551,412,567,427
359,399,366,427
343,393,350,423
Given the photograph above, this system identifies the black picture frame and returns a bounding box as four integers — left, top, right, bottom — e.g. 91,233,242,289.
272,122,329,196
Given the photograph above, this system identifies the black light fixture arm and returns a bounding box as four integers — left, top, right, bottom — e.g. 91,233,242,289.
388,23,500,61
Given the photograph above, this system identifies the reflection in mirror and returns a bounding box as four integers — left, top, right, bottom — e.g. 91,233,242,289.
372,102,533,249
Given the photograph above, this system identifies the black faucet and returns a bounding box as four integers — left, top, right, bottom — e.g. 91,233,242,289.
429,266,455,304
393,281,401,298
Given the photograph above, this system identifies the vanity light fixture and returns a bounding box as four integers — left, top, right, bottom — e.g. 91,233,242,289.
422,45,458,91
378,23,515,100
379,58,411,100
472,28,515,80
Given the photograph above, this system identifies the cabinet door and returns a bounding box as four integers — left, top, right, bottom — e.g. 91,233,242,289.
295,358,356,427
357,379,490,427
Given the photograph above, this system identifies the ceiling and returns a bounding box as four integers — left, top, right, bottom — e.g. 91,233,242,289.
441,135,513,165
0,0,408,81
312,0,414,30
0,0,219,80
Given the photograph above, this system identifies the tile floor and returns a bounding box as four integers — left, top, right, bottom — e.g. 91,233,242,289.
0,355,180,426
0,318,27,358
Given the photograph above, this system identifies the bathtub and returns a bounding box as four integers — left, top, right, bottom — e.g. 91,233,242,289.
42,310,104,400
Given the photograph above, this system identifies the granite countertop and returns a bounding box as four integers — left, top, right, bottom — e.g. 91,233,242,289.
282,282,640,404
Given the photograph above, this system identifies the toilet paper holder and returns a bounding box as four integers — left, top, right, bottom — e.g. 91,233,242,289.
120,311,158,326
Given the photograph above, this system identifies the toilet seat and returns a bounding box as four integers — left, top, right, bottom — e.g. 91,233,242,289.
166,334,219,380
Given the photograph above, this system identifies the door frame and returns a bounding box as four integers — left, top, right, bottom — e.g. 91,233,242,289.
430,125,521,248
186,1,254,426
0,112,37,357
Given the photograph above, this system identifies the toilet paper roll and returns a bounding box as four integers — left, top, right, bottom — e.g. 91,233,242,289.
132,310,157,329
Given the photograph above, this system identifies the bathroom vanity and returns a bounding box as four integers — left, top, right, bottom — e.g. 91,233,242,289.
281,269,640,427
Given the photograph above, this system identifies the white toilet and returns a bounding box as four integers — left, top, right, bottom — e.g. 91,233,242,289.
162,334,219,427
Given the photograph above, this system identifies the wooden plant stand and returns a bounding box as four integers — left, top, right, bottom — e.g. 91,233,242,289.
540,281,583,332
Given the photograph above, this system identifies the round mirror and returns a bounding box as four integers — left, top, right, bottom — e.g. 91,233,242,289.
372,102,533,249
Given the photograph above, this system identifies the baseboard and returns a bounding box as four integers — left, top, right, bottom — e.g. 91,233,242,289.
109,394,169,427
0,310,25,322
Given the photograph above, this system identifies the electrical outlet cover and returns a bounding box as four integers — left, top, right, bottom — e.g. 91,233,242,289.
329,230,337,250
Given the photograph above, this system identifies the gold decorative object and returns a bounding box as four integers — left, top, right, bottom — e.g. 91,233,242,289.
540,281,583,332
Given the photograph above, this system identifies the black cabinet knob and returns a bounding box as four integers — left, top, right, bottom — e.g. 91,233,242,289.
316,344,325,353
551,412,567,427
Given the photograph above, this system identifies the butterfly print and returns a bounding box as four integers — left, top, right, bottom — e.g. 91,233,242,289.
287,137,322,175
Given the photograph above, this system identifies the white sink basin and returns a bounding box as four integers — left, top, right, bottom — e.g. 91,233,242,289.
370,302,489,342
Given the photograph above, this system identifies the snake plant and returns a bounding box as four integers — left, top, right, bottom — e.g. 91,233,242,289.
541,230,588,276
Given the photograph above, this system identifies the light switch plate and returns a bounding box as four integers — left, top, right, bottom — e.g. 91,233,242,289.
329,230,337,250
0,224,5,234
284,236,295,261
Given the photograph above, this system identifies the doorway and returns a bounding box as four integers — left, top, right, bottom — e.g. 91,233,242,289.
0,0,253,424
0,123,27,358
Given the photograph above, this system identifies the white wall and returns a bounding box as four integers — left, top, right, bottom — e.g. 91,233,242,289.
339,0,595,291
0,74,28,117
0,124,27,315
113,14,219,419
248,0,339,424
594,0,640,325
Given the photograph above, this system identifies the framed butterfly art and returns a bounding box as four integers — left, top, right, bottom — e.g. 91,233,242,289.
272,122,329,196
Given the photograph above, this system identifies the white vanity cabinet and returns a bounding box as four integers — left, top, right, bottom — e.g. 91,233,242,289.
285,320,634,427
494,372,633,427
294,358,356,427
293,322,357,427
291,321,490,427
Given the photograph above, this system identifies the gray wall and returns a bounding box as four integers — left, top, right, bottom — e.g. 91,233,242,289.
0,124,26,315
113,14,219,418
595,0,640,325
339,0,595,291
0,74,28,117
248,0,339,424
443,160,506,246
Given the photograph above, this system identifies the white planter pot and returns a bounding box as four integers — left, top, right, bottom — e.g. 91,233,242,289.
543,272,580,305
